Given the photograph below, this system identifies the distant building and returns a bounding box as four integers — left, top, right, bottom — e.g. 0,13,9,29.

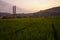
13,6,16,17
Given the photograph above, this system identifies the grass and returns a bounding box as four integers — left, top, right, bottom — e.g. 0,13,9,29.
0,17,60,40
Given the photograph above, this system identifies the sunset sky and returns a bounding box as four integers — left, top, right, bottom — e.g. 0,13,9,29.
1,0,60,12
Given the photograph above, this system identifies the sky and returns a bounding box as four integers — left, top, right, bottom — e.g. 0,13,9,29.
1,0,60,13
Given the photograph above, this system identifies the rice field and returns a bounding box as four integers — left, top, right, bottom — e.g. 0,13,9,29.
0,17,60,40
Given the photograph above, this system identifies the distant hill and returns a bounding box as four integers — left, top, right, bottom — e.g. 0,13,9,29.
0,12,12,17
33,6,60,16
0,2,60,17
0,12,33,17
0,0,12,13
0,0,31,14
44,6,60,12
